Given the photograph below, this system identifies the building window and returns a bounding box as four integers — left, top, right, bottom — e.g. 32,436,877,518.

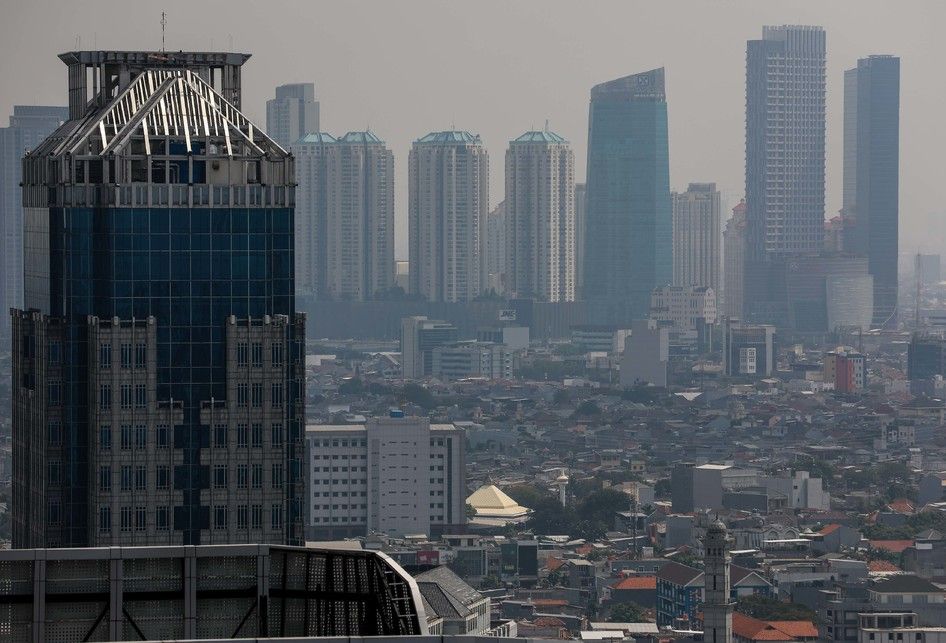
272,463,283,489
120,425,132,450
46,460,60,486
156,466,170,490
135,342,146,368
120,384,132,409
47,381,62,405
121,343,132,369
135,507,146,531
252,423,263,448
214,506,228,530
48,341,62,365
237,464,248,489
156,507,169,531
134,384,147,408
156,424,169,448
99,425,112,450
100,384,112,410
271,343,283,367
120,465,132,491
251,383,263,408
237,505,248,529
100,343,111,369
251,504,262,529
271,504,282,531
237,383,248,407
251,464,262,489
99,465,111,492
237,424,248,448
271,423,283,448
214,424,227,448
48,421,62,447
251,342,263,368
99,506,111,533
237,342,248,367
135,424,147,448
120,507,132,532
213,465,227,489
135,466,147,490
271,383,282,409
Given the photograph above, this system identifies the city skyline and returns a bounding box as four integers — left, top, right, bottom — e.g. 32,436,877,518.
0,1,943,260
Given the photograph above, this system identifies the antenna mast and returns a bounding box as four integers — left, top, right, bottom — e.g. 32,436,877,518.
161,12,167,52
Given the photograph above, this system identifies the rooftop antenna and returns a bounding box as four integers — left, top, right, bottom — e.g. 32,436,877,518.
161,11,167,52
544,119,549,133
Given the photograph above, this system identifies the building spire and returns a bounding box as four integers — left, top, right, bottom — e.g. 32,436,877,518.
160,11,167,52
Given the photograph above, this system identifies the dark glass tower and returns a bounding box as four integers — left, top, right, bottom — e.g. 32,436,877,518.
583,68,672,324
12,51,304,548
843,56,900,328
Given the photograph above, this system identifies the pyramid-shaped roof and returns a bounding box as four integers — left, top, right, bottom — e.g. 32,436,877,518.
466,484,531,518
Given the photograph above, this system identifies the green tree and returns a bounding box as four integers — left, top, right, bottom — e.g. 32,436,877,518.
402,383,436,409
608,602,647,623
736,595,816,621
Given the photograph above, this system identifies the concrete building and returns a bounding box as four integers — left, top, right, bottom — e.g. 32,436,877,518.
649,285,717,348
843,56,900,328
400,316,459,379
672,183,721,293
693,464,759,511
304,416,465,538
0,544,428,641
858,613,946,643
824,347,867,393
12,51,305,548
584,68,672,324
265,82,320,149
293,131,395,301
723,200,747,320
744,26,827,322
723,319,776,378
431,341,513,381
702,520,734,643
504,129,576,302
475,324,529,351
571,325,631,354
620,319,669,387
575,182,587,299
486,200,507,294
0,105,68,346
409,131,489,302
415,566,491,636
761,471,830,510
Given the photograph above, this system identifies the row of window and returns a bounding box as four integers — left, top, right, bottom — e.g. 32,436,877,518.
214,504,283,531
213,423,283,448
98,504,284,533
235,382,283,409
212,463,283,489
312,504,368,511
98,423,287,451
98,384,149,410
235,341,283,368
99,342,147,370
99,464,171,492
100,424,170,450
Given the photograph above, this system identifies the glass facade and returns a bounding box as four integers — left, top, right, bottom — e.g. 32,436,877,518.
583,69,672,324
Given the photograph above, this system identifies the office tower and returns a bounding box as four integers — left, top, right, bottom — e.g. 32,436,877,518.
649,285,717,348
504,129,576,302
672,183,721,293
584,68,672,323
574,182,586,298
744,26,826,320
0,106,68,346
486,200,507,294
304,415,466,538
907,334,946,382
408,131,489,302
843,56,900,328
916,254,941,286
265,83,320,149
702,520,734,643
824,347,867,393
723,200,747,320
722,319,776,377
431,341,513,380
12,51,304,548
400,316,459,378
294,130,394,301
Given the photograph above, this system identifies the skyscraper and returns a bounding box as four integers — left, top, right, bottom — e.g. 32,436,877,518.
0,106,68,346
408,131,489,303
723,200,747,320
293,131,395,301
744,26,826,320
843,55,900,328
505,130,576,302
486,200,507,294
12,51,304,548
672,183,721,293
584,68,672,323
265,83,320,150
574,182,586,299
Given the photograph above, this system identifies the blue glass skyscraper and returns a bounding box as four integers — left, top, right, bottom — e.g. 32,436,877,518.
12,51,304,548
583,68,672,324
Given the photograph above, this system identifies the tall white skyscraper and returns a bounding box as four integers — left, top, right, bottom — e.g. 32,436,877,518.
723,200,747,320
505,130,576,302
408,131,489,303
672,183,721,292
293,131,395,301
266,83,320,149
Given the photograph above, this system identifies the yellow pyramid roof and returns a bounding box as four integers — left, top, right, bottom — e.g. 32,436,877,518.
466,485,531,518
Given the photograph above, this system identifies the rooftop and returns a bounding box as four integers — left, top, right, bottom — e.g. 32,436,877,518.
511,130,568,144
415,130,482,144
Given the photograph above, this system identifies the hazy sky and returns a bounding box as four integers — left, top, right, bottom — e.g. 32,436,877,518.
2,0,945,259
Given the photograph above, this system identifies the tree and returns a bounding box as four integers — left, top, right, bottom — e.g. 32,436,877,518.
608,602,647,623
736,595,816,621
402,383,436,409
576,400,601,416
465,503,477,520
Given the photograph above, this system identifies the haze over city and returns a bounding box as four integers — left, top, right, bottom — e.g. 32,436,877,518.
2,0,945,257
